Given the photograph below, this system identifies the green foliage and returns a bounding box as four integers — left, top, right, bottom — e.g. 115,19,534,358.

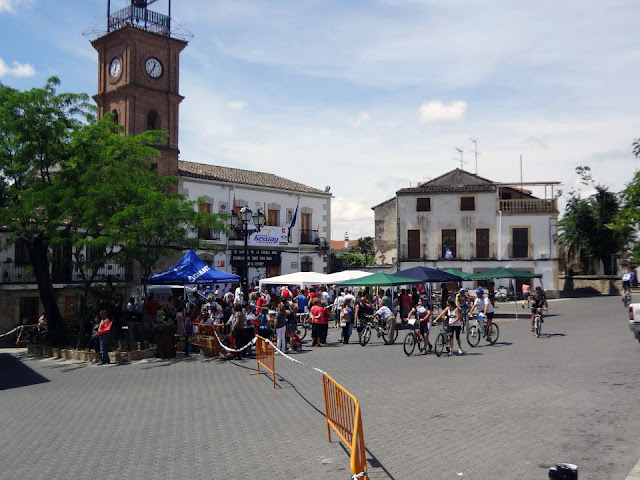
615,140,640,263
352,236,374,256
334,251,374,268
559,166,624,274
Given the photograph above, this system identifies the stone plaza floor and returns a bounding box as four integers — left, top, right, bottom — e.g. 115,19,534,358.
1,295,640,479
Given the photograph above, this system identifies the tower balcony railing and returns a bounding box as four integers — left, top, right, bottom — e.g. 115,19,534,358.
499,198,557,214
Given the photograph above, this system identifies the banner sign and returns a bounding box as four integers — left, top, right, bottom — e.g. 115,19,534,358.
249,226,288,246
230,250,282,268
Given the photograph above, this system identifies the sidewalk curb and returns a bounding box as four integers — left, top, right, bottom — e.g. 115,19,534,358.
626,456,640,480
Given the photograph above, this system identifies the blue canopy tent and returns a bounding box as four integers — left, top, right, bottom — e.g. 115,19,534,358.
396,266,462,283
148,250,240,285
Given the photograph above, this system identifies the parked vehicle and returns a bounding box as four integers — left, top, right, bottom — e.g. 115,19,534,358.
629,304,640,343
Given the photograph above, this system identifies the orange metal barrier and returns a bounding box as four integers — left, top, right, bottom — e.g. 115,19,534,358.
190,324,222,358
253,335,276,389
15,324,38,349
322,373,368,480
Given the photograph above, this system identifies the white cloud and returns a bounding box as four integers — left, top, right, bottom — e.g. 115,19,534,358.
352,112,371,127
227,100,247,110
0,0,29,13
419,100,467,123
0,58,36,78
330,196,374,240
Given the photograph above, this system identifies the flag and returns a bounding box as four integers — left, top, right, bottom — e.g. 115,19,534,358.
287,200,299,243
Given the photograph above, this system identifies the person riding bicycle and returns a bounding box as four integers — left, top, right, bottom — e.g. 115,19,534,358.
470,288,495,340
433,298,464,356
529,288,547,332
455,288,470,318
406,295,433,353
622,273,632,295
354,296,371,344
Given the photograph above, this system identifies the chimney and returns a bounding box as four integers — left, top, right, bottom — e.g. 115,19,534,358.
344,232,349,250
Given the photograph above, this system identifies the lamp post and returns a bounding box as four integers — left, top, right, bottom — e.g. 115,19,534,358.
231,206,265,305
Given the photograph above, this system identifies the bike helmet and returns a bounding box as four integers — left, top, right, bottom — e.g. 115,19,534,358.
460,288,467,293
419,294,428,301
475,288,484,296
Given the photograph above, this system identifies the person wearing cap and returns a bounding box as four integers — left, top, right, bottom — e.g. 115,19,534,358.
406,295,433,353
470,288,495,340
529,286,548,332
456,288,470,319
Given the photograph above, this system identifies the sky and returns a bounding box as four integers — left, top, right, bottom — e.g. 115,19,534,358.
1,0,639,240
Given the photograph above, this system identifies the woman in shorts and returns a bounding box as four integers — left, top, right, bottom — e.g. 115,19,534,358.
433,299,464,356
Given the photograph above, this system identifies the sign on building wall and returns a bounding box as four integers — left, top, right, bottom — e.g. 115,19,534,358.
230,250,282,268
249,226,288,246
286,208,294,224
218,201,228,213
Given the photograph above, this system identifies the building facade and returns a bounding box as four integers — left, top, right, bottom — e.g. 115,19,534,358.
373,169,561,293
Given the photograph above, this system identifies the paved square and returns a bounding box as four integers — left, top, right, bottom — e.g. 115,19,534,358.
1,296,639,479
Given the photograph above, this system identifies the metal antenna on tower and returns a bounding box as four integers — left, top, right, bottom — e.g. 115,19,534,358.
469,138,480,174
452,147,466,170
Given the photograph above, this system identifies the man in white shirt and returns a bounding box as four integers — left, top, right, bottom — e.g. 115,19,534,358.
320,286,329,305
470,288,495,339
373,304,397,345
333,290,345,327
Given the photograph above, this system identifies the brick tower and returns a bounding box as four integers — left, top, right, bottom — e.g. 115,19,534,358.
90,1,187,177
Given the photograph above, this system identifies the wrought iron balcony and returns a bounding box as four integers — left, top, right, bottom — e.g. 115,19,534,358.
108,4,171,36
508,243,533,259
300,229,319,245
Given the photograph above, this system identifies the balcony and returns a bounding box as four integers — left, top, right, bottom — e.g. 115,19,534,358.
500,198,557,215
1,264,35,283
509,243,533,260
0,261,133,284
470,243,496,260
300,229,319,245
399,244,426,261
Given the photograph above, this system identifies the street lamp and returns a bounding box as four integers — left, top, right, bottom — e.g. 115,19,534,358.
230,206,265,305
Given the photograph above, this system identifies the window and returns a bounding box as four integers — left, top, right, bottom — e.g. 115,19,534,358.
267,209,279,226
111,109,119,125
198,202,212,239
300,213,313,243
266,266,280,277
14,238,30,266
147,110,159,130
475,229,490,259
416,198,431,212
19,297,39,325
87,244,105,264
441,229,457,258
407,230,421,259
301,257,313,272
460,196,475,211
511,227,530,258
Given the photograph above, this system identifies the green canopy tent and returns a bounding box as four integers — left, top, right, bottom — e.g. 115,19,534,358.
337,272,421,287
444,268,472,280
466,267,543,320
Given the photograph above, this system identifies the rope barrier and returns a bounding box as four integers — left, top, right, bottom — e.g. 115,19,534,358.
0,326,22,338
262,337,327,375
212,329,256,353
352,471,368,479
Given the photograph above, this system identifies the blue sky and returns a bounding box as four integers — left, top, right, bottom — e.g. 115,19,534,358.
1,0,639,239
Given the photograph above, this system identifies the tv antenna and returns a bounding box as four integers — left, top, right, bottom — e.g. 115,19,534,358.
452,147,466,170
469,137,480,174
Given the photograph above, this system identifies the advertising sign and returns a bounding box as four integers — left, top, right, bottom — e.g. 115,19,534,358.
230,250,282,268
248,226,288,246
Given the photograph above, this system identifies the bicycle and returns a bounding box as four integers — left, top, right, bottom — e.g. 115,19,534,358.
295,313,309,341
433,321,453,357
360,314,398,346
466,314,499,347
403,318,426,356
533,307,543,338
622,291,632,307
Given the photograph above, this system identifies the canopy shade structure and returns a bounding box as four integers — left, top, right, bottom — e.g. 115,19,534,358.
148,250,240,285
258,271,330,289
444,269,472,280
466,267,542,280
323,270,371,284
396,266,462,283
337,272,421,287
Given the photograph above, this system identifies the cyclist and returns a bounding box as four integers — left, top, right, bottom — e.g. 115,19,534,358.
433,298,463,356
456,288,470,318
406,295,433,353
622,273,631,295
470,288,495,340
529,288,548,332
354,295,371,344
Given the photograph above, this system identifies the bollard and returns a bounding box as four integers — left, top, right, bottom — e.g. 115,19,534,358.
549,463,578,480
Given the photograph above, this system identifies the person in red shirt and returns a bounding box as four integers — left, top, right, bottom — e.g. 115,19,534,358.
318,301,330,345
399,289,413,321
256,294,267,310
310,301,323,346
281,286,292,300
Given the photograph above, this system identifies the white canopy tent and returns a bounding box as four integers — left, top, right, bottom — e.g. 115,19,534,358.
258,271,330,289
323,270,371,284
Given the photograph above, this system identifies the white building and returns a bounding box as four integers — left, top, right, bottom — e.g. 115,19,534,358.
179,161,331,284
373,169,561,294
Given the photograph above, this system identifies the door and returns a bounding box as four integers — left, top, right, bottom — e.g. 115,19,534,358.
442,229,457,258
407,230,421,259
512,228,529,258
476,229,490,259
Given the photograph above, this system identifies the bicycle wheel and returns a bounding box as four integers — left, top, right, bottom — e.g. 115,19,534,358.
403,332,416,356
296,323,307,341
486,323,500,344
434,332,447,357
360,325,372,347
382,324,399,344
466,325,481,347
417,333,425,353
535,316,542,338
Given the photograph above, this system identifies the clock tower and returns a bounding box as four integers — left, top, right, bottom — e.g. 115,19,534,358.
91,0,187,177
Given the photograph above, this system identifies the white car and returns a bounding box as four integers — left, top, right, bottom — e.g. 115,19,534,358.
629,303,640,343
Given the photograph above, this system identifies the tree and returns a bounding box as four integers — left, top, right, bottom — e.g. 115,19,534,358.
0,78,92,344
332,236,376,268
616,140,640,263
559,166,625,274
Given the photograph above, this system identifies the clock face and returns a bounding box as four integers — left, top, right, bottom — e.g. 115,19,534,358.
109,57,122,79
145,57,163,78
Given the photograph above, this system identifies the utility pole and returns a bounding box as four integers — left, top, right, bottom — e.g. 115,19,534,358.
469,137,480,174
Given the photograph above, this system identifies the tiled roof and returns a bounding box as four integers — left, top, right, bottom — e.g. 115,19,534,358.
331,240,355,251
397,168,497,194
179,161,331,196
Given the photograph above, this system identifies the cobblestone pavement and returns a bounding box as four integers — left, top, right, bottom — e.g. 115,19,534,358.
1,296,640,480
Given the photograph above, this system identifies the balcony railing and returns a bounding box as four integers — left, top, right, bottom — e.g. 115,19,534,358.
0,261,133,284
400,244,426,260
500,198,557,214
470,243,495,260
300,229,319,245
509,243,533,259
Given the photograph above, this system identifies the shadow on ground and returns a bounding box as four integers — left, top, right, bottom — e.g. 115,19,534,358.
0,353,49,390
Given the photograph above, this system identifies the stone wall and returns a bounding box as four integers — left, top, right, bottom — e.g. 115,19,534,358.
558,275,622,296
